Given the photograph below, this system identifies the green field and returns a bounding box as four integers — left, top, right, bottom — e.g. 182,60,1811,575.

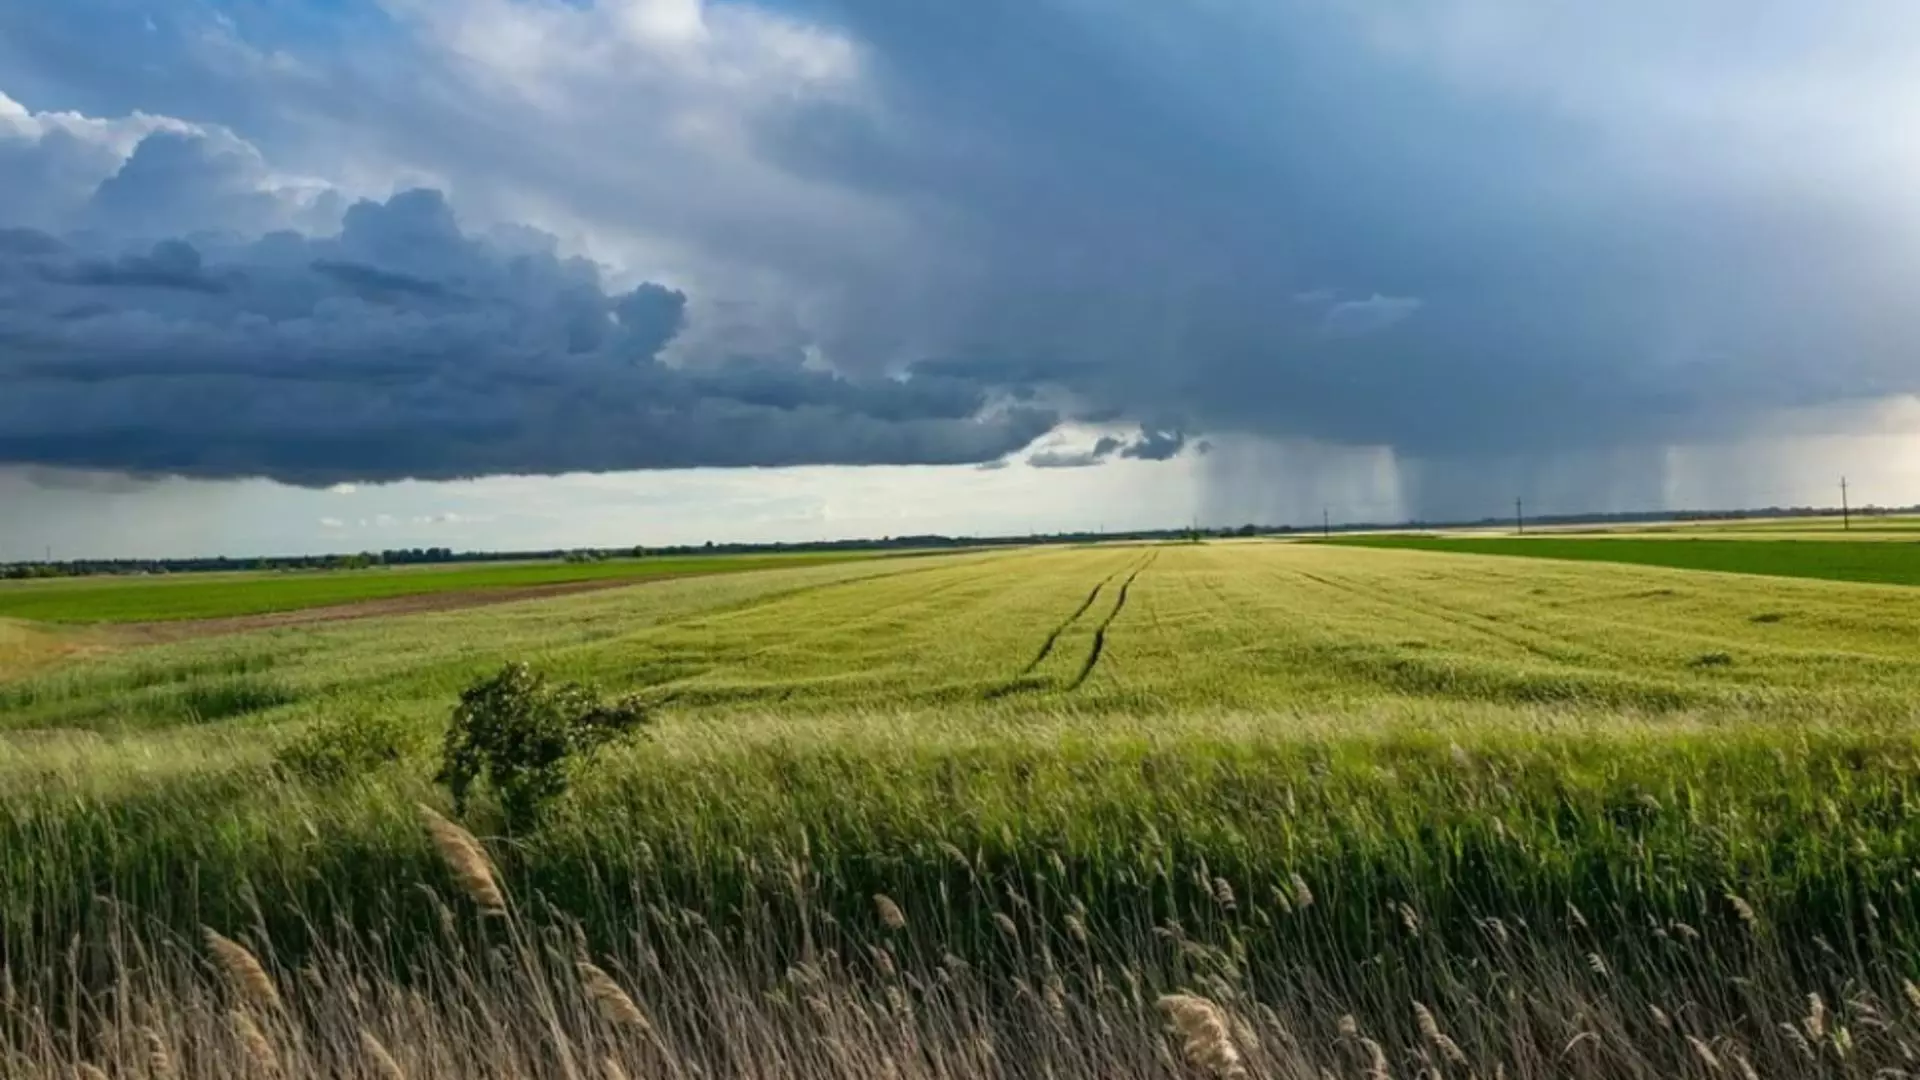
1323,532,1920,585
9,541,1920,1077
0,550,880,623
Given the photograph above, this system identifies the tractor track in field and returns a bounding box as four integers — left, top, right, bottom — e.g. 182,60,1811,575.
1018,570,1124,676
1066,551,1157,691
982,555,1142,699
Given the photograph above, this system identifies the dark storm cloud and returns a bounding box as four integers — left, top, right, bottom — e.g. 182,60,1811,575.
759,0,1920,509
7,2,1920,511
0,179,1055,484
45,239,230,293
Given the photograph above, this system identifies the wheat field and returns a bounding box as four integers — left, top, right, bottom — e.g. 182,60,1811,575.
7,540,1920,1077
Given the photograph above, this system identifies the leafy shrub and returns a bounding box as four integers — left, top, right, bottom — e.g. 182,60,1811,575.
276,711,417,784
437,662,650,829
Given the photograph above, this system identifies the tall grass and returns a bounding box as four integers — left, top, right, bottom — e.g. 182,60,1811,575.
7,806,1918,1079
8,716,1920,1003
11,545,1920,1075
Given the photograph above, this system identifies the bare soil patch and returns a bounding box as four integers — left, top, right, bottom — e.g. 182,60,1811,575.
115,577,645,644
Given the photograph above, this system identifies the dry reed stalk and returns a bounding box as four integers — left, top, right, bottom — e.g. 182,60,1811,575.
1805,993,1827,1041
359,1029,407,1080
1362,1038,1390,1079
1780,1022,1815,1061
203,929,284,1014
1290,872,1314,910
74,1065,109,1080
1413,1002,1469,1067
1726,893,1758,928
230,1009,280,1077
141,1027,176,1080
1064,913,1088,944
1687,1035,1723,1072
578,961,652,1035
1157,994,1247,1080
1560,1032,1598,1058
418,805,507,915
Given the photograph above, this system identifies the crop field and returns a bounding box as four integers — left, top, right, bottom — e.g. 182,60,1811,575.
0,550,881,624
1325,532,1920,586
8,540,1920,1077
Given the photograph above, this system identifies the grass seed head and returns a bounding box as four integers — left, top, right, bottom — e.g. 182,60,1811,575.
1726,892,1758,929
873,893,907,931
1687,1035,1723,1072
203,928,284,1014
142,1027,176,1080
1805,992,1828,1041
1064,912,1088,944
1157,994,1247,1080
578,960,652,1034
359,1029,407,1080
418,804,506,915
1361,1038,1390,1079
230,1009,280,1077
1413,1002,1469,1066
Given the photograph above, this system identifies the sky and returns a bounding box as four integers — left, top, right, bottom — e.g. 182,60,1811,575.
4,1,1920,558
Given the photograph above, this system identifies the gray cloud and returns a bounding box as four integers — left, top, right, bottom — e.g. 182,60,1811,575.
0,176,1055,484
1026,445,1109,469
7,3,1920,515
1119,430,1186,462
1026,430,1187,468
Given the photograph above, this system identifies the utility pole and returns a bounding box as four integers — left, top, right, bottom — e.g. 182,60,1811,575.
1841,476,1850,531
1515,497,1525,535
1322,507,1330,538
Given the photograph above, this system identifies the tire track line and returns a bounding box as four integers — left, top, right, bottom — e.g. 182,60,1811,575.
1019,571,1121,676
985,553,1140,699
1067,551,1158,691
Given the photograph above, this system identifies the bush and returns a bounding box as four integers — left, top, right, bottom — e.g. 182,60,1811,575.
276,711,417,784
437,662,650,829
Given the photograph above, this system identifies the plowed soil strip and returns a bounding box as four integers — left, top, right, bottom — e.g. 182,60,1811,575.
115,578,660,643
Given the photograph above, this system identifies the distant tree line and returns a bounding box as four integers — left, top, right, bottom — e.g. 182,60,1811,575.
6,504,1915,581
